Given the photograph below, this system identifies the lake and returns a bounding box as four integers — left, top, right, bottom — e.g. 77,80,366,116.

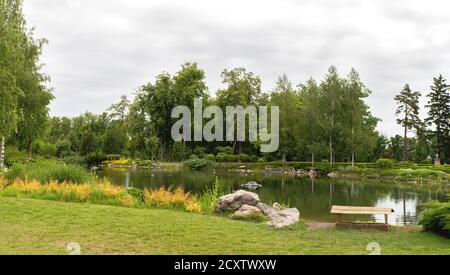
97,168,449,225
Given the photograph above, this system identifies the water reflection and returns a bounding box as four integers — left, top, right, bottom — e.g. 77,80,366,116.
97,168,448,225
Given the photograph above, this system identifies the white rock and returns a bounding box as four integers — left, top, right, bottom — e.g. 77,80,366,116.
215,190,260,212
267,208,300,228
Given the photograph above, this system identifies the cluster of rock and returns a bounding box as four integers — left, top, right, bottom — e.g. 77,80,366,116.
215,190,300,228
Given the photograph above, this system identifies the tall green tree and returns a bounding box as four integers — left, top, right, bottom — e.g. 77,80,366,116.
298,79,326,164
342,68,376,166
270,74,299,163
0,0,52,164
108,95,130,123
394,84,422,161
216,68,262,154
425,75,450,163
318,66,344,165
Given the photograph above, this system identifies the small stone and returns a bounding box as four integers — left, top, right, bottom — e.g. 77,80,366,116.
234,204,262,217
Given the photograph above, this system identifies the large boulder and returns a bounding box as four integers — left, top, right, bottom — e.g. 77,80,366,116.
267,208,300,229
217,191,300,228
215,190,260,212
255,202,277,217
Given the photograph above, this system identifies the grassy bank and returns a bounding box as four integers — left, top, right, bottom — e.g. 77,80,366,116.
0,197,449,255
336,167,450,183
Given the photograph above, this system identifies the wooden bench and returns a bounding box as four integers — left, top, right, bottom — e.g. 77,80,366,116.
331,206,395,231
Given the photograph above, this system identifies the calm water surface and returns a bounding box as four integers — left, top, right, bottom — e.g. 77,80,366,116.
97,168,448,225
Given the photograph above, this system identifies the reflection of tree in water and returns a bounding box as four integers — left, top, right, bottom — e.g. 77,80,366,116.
97,168,448,225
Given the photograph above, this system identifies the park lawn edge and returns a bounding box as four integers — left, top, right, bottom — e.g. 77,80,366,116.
0,197,449,255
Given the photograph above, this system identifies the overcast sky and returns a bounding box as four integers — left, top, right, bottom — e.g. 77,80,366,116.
22,0,450,137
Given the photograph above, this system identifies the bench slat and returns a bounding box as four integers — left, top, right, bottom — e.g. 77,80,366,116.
331,205,394,215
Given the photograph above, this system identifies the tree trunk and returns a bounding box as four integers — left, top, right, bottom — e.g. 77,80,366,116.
436,126,441,159
0,137,5,170
329,136,333,165
160,139,165,161
27,138,33,159
312,153,315,167
282,153,287,165
403,125,408,161
351,127,355,167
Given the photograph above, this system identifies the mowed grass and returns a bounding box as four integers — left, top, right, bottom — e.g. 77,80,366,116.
0,197,449,255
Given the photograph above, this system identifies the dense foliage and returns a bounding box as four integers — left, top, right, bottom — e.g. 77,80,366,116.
0,0,53,169
420,200,450,238
6,160,94,184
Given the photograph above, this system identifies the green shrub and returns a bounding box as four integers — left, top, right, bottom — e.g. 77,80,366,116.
204,154,216,161
314,160,333,175
216,154,225,162
34,140,57,157
239,154,250,162
223,155,240,163
184,159,210,170
257,157,267,163
215,146,233,155
189,154,199,160
395,161,418,169
4,147,28,166
376,159,396,169
6,160,94,184
420,201,450,238
55,139,72,158
249,155,258,163
85,152,106,167
61,155,86,166
193,147,207,156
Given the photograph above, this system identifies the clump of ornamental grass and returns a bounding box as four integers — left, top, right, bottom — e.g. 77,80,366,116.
1,175,205,213
0,178,136,207
199,177,230,213
143,186,202,213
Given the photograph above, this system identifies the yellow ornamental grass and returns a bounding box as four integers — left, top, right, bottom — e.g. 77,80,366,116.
10,179,42,193
144,186,201,212
185,201,202,213
1,178,199,213
98,183,123,198
119,195,136,207
0,177,8,189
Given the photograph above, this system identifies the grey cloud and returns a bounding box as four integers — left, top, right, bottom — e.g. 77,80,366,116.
22,0,450,137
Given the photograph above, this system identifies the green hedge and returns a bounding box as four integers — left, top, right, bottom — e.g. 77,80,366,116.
420,201,450,238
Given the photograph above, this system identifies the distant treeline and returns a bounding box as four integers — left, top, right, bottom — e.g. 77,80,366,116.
9,63,448,166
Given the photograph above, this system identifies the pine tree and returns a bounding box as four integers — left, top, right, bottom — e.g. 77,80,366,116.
394,84,422,161
425,75,450,163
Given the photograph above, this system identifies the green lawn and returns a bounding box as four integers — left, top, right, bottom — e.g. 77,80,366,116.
0,197,449,255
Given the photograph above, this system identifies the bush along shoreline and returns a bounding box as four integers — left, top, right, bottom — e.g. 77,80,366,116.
0,161,229,214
